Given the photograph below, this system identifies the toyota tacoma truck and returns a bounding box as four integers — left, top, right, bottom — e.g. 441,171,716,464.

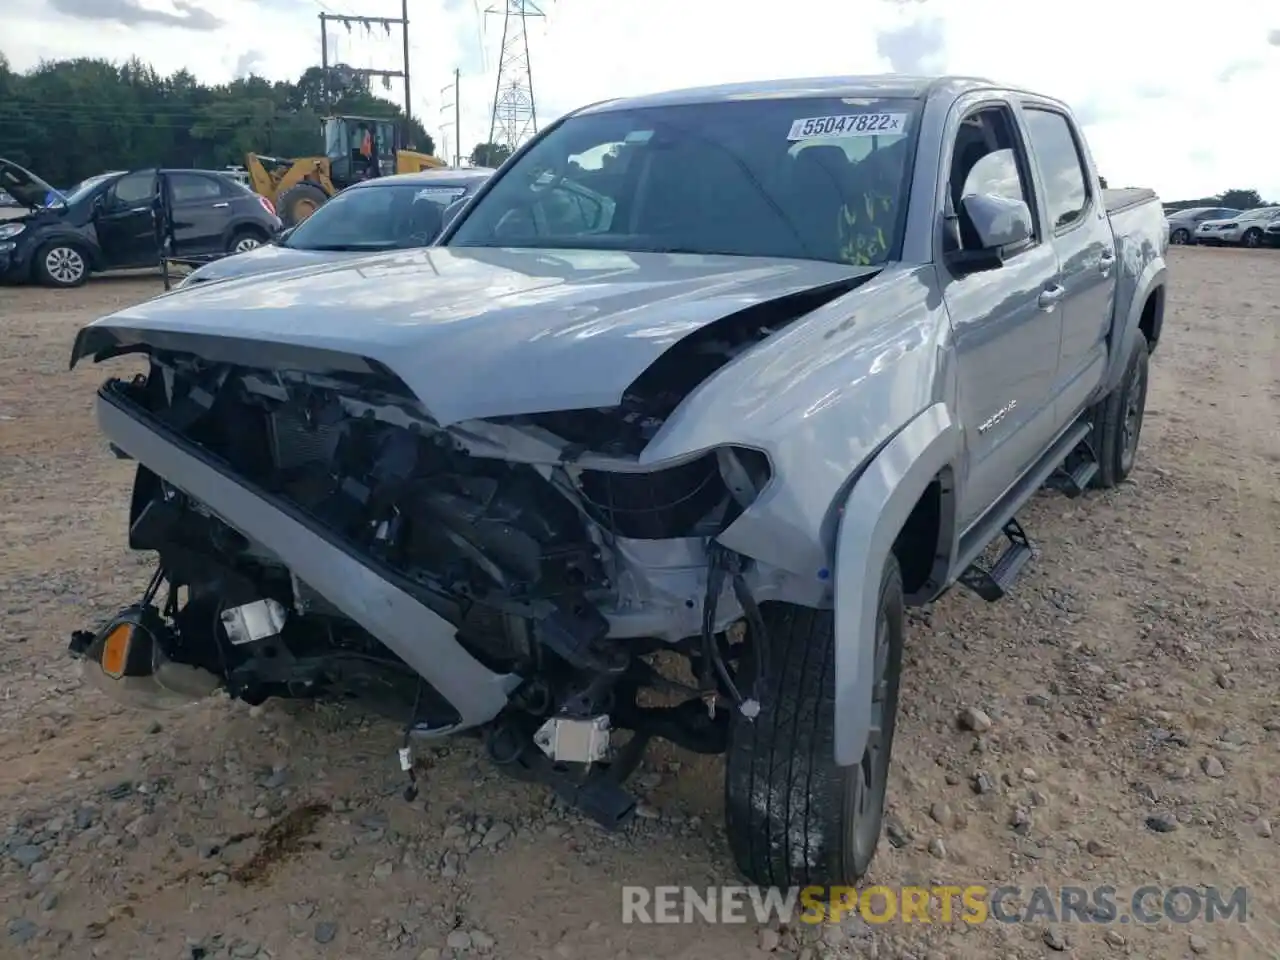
68,75,1167,887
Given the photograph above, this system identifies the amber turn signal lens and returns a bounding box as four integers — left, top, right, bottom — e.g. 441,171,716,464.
100,623,135,679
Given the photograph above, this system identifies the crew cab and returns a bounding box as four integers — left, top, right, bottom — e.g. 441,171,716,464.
68,75,1166,887
0,161,281,288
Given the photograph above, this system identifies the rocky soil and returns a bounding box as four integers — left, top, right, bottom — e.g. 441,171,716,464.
0,247,1277,959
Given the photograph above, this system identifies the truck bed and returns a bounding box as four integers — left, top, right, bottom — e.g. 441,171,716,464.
1103,187,1157,215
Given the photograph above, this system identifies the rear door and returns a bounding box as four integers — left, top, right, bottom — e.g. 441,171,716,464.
1017,103,1117,425
165,172,232,255
941,97,1064,531
94,170,159,269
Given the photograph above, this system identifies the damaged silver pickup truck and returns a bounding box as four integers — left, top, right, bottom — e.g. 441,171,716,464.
69,75,1167,887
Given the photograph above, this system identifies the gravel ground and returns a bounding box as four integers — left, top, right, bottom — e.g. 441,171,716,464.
0,247,1277,960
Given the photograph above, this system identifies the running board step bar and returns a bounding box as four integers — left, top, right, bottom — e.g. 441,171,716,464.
957,518,1034,602
1046,430,1099,498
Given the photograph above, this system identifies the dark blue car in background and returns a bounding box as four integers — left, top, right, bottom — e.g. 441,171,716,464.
0,159,282,288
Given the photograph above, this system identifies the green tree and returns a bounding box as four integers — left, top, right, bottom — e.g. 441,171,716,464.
0,51,434,186
1218,188,1263,210
470,142,513,167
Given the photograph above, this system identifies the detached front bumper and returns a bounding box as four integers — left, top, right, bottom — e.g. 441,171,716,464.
93,385,519,732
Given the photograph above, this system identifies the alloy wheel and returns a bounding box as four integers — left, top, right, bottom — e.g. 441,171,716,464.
45,246,85,286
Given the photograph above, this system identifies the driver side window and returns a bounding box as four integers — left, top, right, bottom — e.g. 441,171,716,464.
947,107,1037,254
107,172,156,210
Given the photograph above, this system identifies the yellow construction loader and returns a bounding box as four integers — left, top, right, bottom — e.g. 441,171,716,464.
246,115,447,226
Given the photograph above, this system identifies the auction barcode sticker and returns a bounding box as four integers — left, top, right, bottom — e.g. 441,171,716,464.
786,113,907,140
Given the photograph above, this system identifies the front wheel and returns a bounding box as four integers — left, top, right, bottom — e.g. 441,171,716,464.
1091,335,1150,488
1242,228,1263,248
724,556,905,887
34,242,89,288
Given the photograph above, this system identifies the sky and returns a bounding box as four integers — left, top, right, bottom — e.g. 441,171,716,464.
2,0,1278,201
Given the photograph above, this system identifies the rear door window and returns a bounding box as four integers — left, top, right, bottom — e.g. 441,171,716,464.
1022,108,1091,231
169,173,225,204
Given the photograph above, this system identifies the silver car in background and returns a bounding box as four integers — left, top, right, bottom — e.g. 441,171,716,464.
179,167,494,288
1194,206,1280,247
1164,206,1239,245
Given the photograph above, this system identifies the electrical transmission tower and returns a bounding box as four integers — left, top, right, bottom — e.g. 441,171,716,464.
486,0,545,150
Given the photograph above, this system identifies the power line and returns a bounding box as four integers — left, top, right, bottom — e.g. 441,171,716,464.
319,6,412,121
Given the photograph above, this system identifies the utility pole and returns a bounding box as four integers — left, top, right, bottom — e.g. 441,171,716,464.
317,11,412,121
485,1,544,151
401,0,412,125
440,70,461,167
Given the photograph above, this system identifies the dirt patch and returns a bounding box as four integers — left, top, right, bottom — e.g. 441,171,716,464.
231,803,330,887
0,251,1278,960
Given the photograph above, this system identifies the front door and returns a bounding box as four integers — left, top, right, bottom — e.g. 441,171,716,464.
941,100,1064,532
1019,104,1117,424
95,170,159,269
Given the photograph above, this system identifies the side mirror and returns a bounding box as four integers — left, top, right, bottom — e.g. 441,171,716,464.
91,194,106,216
947,193,1032,273
274,226,295,244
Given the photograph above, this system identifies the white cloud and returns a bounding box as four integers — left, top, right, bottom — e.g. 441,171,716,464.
3,0,1279,199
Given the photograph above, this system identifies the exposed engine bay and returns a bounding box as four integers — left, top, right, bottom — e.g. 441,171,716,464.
70,289,842,826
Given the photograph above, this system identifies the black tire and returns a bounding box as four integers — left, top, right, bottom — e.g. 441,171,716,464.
33,241,90,288
1091,335,1150,489
275,182,329,227
724,555,905,887
1242,228,1263,248
227,227,266,255
1170,228,1190,245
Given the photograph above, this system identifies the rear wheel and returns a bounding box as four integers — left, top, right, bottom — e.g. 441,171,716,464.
1169,228,1190,245
227,229,265,255
275,182,329,227
34,242,89,288
724,555,905,886
1091,335,1149,488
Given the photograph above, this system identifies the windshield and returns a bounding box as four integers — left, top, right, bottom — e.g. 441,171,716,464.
1240,206,1280,221
283,181,470,251
446,97,921,266
60,173,118,206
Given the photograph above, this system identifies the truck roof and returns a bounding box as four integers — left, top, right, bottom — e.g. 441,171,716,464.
578,74,1012,115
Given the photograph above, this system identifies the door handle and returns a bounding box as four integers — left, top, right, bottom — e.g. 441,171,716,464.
1098,250,1116,275
212,202,229,208
1038,284,1065,311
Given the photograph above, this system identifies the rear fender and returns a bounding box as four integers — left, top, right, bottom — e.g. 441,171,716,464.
833,402,959,767
1101,261,1165,396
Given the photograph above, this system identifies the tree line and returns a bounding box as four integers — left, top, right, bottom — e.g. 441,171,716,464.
1163,189,1274,212
2,52,1271,209
0,52,514,188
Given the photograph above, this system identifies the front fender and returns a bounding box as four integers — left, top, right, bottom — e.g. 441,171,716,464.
833,401,959,767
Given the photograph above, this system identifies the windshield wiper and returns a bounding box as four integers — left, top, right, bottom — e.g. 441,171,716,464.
298,242,398,252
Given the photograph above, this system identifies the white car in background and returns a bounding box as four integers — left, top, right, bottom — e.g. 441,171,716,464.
1194,206,1280,247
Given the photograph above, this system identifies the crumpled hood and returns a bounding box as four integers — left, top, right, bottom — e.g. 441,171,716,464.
73,246,872,426
183,243,359,285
